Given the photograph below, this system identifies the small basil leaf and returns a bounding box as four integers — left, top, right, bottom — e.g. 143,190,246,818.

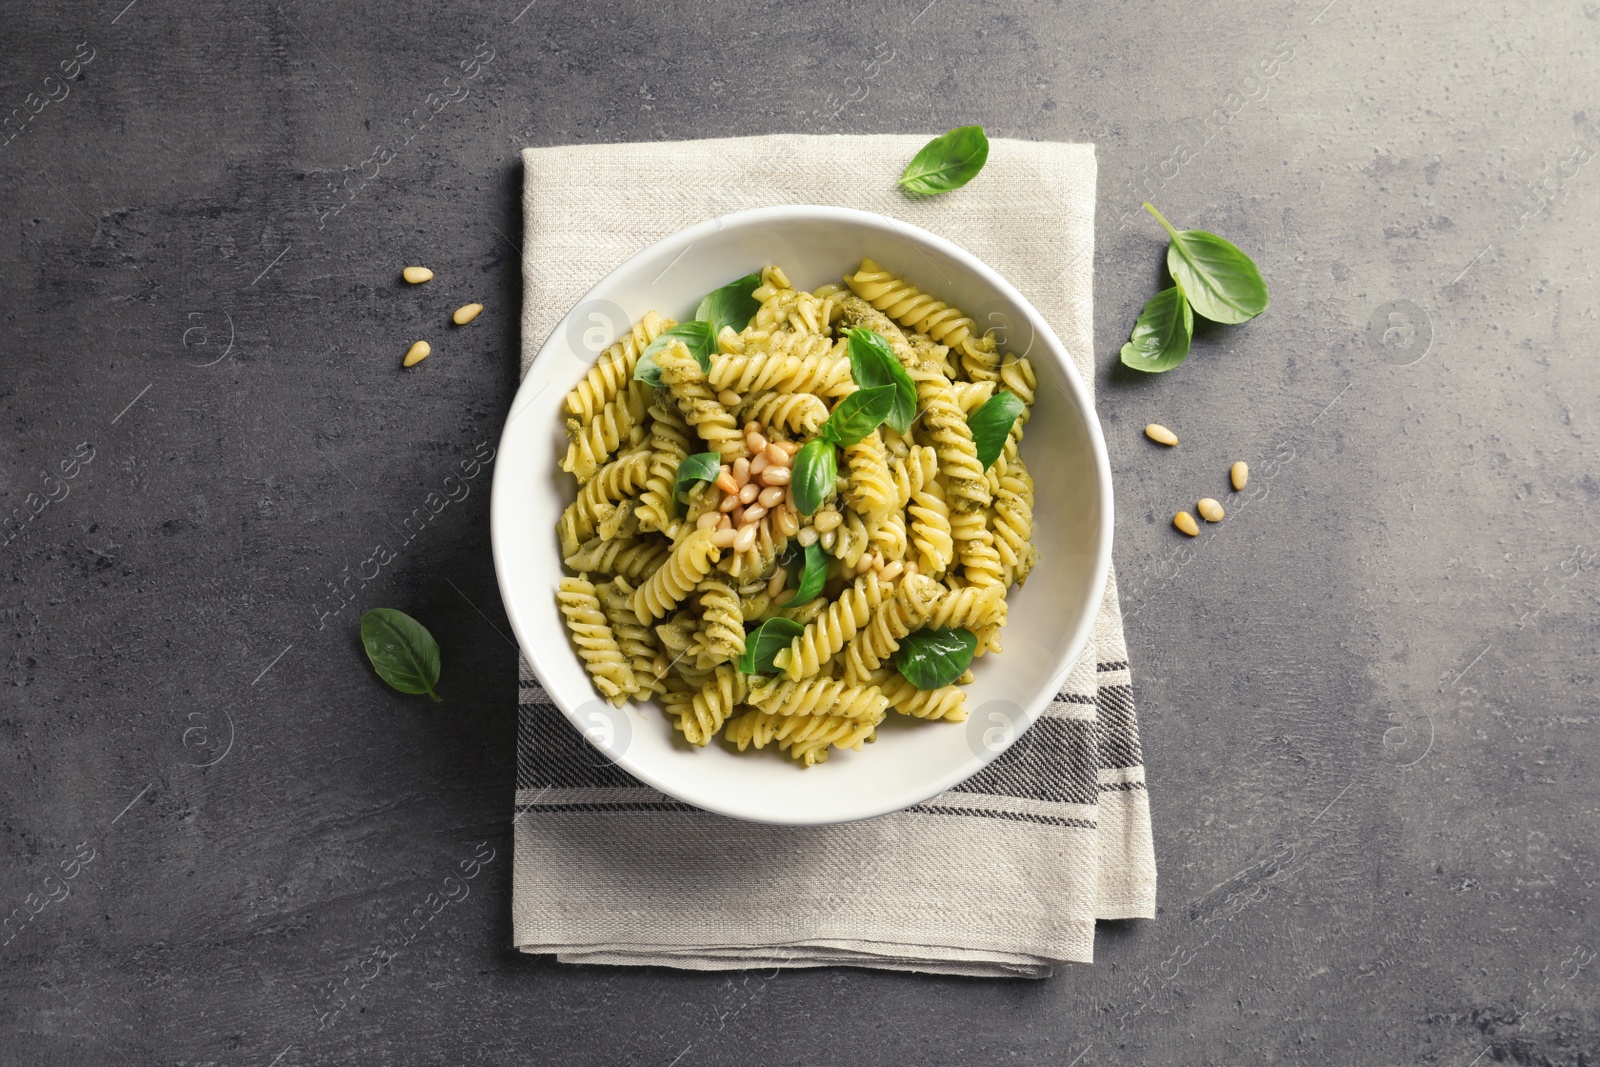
1119,286,1194,373
823,384,896,448
894,627,977,690
791,439,837,516
633,321,716,386
738,616,805,675
1144,203,1269,325
361,608,442,701
672,451,722,515
967,390,1026,471
782,540,828,604
846,329,916,435
694,272,762,337
899,125,990,196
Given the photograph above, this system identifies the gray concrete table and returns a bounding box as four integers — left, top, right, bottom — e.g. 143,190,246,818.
3,1,1596,1063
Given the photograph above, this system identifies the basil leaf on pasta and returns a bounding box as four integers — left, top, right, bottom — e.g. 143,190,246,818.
822,384,896,448
966,389,1026,471
694,272,762,337
790,439,837,516
894,627,977,690
781,540,828,604
361,608,443,701
672,451,722,514
739,617,805,675
846,329,916,434
633,321,715,386
898,126,989,195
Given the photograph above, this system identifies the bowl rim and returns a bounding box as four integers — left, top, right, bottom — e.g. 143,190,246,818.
491,203,1114,825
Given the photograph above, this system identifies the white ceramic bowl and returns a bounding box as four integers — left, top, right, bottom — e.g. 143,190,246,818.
491,205,1112,826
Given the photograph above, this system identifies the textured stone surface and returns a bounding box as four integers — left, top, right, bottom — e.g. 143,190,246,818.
3,0,1597,1063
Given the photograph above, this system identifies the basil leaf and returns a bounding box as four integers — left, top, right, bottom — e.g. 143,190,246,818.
846,329,916,434
672,451,722,514
694,272,762,337
967,390,1026,471
780,540,828,604
899,125,990,195
361,608,442,701
1119,286,1194,373
894,627,977,690
738,617,805,675
790,439,837,516
822,384,896,448
633,321,716,386
1144,203,1268,325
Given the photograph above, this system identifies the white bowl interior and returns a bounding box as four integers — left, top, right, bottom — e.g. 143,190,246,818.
492,207,1111,825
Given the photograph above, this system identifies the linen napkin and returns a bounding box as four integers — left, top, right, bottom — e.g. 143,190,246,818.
512,135,1156,976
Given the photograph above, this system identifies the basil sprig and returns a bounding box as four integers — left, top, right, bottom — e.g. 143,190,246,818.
695,272,762,337
634,321,715,387
1120,203,1268,374
894,627,977,690
899,126,990,195
780,540,828,604
1119,286,1193,373
739,617,804,675
846,329,916,434
634,272,763,386
671,451,722,515
967,390,1026,471
361,608,442,701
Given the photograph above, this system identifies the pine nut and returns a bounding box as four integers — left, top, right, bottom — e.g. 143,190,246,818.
820,529,838,550
746,430,767,454
696,512,721,530
758,486,785,508
403,340,431,367
452,302,483,325
1230,461,1249,491
765,442,788,466
761,466,791,485
743,421,761,434
718,515,731,530
652,652,670,677
717,389,741,407
774,507,799,538
779,440,801,455
797,526,819,547
879,560,903,582
1197,498,1225,523
715,471,739,495
814,510,842,532
774,588,797,606
1173,511,1199,536
743,503,768,523
711,527,739,548
719,493,739,513
737,483,759,505
733,457,750,483
733,524,758,553
730,505,744,526
1145,423,1178,446
870,554,885,572
402,266,433,284
767,570,786,597
749,452,769,476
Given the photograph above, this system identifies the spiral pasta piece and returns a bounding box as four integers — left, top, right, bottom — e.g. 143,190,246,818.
926,581,1007,633
951,380,997,415
739,392,829,436
822,508,872,570
635,401,691,536
564,533,671,582
840,573,946,684
866,668,969,721
689,574,745,666
656,343,743,460
900,445,953,576
665,664,747,746
748,676,889,721
773,572,885,680
563,310,671,422
557,575,636,705
865,506,907,562
998,356,1036,414
991,462,1037,588
708,333,852,397
843,430,896,517
562,379,647,483
596,577,664,698
564,448,652,543
951,509,1004,590
723,708,883,766
630,526,720,622
910,360,990,512
844,258,978,351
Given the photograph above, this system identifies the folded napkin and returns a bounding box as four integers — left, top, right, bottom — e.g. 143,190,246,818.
512,135,1156,976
